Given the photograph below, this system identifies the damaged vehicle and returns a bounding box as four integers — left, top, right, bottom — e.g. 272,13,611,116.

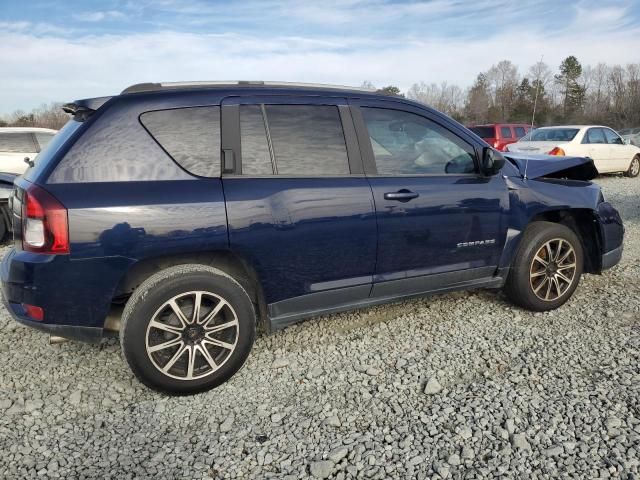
0,82,624,394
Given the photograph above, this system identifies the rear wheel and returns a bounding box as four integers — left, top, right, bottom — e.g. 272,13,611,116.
625,156,640,177
120,264,256,395
504,222,583,311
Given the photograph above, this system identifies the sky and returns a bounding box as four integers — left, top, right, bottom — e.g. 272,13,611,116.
1,0,640,114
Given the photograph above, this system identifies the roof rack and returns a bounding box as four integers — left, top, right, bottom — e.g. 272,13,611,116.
121,81,377,95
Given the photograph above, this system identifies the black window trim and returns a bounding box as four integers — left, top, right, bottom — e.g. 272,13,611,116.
349,103,482,177
220,95,363,178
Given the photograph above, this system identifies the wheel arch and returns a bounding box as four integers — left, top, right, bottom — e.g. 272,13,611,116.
526,208,602,274
112,250,270,332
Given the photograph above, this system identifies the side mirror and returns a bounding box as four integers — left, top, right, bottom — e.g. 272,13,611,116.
481,147,505,176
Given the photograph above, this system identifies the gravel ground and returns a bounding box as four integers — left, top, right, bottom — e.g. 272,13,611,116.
0,176,639,479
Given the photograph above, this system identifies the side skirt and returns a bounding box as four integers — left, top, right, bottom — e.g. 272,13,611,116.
268,272,504,331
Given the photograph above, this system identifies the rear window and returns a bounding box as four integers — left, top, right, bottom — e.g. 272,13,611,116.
469,126,495,139
24,120,82,182
35,132,55,150
526,128,579,142
0,132,37,153
140,106,221,177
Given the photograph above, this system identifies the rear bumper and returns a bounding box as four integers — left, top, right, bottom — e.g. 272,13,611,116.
1,247,127,343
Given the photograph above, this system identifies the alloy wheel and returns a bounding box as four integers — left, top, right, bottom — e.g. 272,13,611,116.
631,158,640,176
529,238,577,301
145,291,239,380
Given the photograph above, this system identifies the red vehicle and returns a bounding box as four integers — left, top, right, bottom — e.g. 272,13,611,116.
469,123,533,151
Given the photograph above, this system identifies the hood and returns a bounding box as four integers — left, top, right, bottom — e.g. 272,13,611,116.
504,153,598,181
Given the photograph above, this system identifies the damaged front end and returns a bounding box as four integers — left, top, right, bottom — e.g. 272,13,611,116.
504,153,599,181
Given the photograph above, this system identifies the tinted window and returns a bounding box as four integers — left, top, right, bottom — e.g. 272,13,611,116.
35,132,55,151
264,105,349,175
584,128,606,144
500,126,512,138
141,106,220,177
0,132,36,153
514,127,526,138
361,108,476,175
528,128,579,141
240,105,273,175
469,126,494,139
603,128,623,145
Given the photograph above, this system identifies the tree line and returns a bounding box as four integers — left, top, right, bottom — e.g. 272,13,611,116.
2,56,639,131
371,56,640,129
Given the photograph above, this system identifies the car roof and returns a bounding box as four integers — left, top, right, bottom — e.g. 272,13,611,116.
0,127,58,133
535,125,610,130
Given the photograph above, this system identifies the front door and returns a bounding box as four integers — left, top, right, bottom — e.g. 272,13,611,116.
220,95,377,324
583,127,615,172
350,101,508,297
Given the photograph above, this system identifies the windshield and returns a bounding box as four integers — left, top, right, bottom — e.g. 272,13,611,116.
520,128,579,142
23,119,82,182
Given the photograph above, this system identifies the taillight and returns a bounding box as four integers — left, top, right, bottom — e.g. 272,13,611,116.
22,184,69,254
23,304,44,321
548,147,566,156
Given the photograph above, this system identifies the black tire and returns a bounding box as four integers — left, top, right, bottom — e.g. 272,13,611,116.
120,264,256,395
504,221,584,311
625,155,640,178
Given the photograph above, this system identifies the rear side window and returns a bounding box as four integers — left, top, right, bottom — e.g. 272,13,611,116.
264,105,349,175
0,132,37,153
584,128,606,144
500,126,512,138
514,127,526,138
240,105,273,175
141,106,220,177
469,126,494,139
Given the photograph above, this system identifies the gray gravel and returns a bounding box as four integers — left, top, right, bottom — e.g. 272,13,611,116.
1,175,639,479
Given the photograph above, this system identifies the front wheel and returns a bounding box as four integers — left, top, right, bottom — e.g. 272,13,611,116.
120,264,256,395
625,156,640,177
504,222,583,311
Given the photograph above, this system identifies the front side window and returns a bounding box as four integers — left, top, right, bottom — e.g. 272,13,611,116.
140,106,220,177
603,128,624,145
514,127,526,138
264,105,349,175
584,128,606,144
0,132,37,153
500,126,513,138
361,107,476,175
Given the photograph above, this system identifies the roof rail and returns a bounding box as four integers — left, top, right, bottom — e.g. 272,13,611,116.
121,81,377,95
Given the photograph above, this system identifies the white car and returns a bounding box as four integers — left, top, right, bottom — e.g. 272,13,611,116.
506,125,640,177
0,127,58,175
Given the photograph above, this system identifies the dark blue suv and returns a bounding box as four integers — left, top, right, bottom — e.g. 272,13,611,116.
1,82,624,394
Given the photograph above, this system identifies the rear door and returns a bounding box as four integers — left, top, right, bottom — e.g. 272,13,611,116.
220,95,377,323
350,99,507,298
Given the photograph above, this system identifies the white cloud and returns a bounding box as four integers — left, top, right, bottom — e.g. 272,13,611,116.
72,11,125,22
1,1,639,114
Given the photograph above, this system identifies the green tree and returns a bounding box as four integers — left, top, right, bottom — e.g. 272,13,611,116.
555,56,586,119
377,85,404,97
